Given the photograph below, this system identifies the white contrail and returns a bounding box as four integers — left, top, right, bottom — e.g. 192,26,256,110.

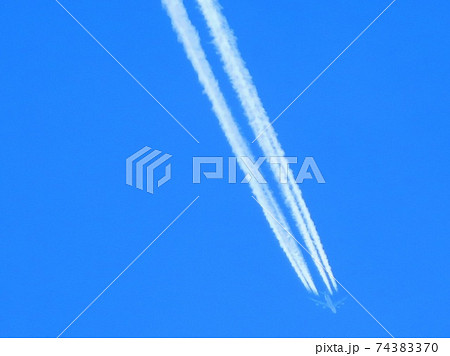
162,0,318,294
196,0,337,292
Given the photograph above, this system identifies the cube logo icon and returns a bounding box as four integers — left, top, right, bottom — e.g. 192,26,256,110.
126,147,172,194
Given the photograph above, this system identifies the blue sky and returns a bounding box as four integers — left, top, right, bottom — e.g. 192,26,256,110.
1,0,450,337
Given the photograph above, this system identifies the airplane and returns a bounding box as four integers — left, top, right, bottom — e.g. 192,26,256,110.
310,293,346,313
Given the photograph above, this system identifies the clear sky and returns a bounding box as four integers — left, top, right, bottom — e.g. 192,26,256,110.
1,0,449,337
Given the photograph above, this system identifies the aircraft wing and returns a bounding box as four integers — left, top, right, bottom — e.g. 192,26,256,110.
335,297,347,308
310,298,327,308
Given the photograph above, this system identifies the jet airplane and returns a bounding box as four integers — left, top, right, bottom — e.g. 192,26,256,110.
311,293,346,313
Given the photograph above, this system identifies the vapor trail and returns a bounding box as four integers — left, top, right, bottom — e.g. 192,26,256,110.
162,0,318,293
196,0,337,292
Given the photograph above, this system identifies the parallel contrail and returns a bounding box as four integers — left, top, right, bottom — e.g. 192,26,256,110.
196,0,337,292
162,0,318,294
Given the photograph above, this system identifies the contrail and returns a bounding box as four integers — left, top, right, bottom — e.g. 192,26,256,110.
196,0,337,292
162,0,318,294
